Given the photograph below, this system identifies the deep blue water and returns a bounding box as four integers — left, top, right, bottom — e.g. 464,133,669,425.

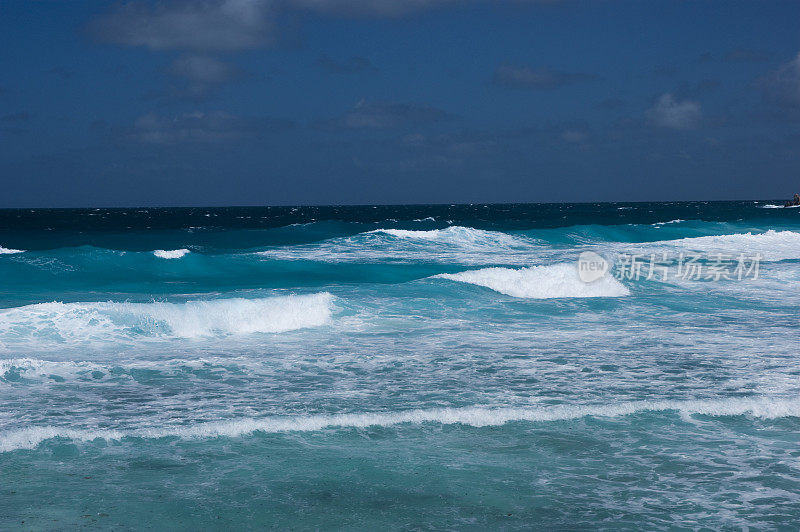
2,201,800,529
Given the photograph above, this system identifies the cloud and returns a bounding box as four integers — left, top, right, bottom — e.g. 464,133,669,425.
401,131,496,153
561,129,586,143
168,55,245,97
287,0,456,17
336,101,452,129
724,49,770,63
492,65,596,90
130,111,290,144
316,54,376,74
90,0,273,51
90,0,562,52
170,55,240,84
646,93,701,129
289,0,563,18
757,52,800,108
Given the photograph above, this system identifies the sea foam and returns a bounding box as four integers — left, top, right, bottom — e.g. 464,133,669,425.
258,226,542,264
434,263,630,299
0,356,259,383
0,245,25,254
0,293,334,343
153,249,190,259
652,219,685,227
644,230,800,262
2,396,797,453
368,226,526,248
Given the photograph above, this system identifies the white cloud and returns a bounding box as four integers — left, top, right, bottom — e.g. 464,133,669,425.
561,129,586,143
287,0,456,17
170,55,239,84
132,111,249,144
757,52,800,107
90,0,439,53
130,111,292,144
168,55,244,97
91,0,273,51
646,93,701,129
288,0,562,17
91,0,561,52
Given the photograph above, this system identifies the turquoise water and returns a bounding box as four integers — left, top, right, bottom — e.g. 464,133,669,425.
2,201,800,529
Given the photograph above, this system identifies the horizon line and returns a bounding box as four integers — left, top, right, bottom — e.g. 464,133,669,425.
0,198,785,210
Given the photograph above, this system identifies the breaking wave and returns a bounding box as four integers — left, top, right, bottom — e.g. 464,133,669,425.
2,396,798,453
257,226,542,264
434,263,630,299
641,230,800,262
368,226,528,247
652,219,685,227
0,246,24,254
153,249,190,259
0,293,334,343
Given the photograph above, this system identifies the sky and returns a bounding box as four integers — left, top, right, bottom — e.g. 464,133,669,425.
1,0,799,207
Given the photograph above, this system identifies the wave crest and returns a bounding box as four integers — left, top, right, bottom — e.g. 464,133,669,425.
153,249,190,259
2,396,797,453
0,245,24,254
258,226,542,264
368,226,528,247
644,230,800,262
434,263,629,299
0,293,334,343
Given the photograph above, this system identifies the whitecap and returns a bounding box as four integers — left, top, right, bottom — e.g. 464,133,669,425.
0,293,334,343
2,396,797,453
433,263,630,299
639,230,800,262
0,246,25,254
153,249,190,259
652,219,685,227
368,226,525,248
257,226,542,265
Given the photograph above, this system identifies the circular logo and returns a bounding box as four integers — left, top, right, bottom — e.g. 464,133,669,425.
577,251,609,283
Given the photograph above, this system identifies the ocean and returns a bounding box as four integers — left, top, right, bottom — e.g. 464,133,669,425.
1,201,799,529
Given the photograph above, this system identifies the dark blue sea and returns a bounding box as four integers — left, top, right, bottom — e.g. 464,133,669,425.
2,201,800,529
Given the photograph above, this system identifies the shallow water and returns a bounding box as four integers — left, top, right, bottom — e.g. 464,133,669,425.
2,201,800,529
